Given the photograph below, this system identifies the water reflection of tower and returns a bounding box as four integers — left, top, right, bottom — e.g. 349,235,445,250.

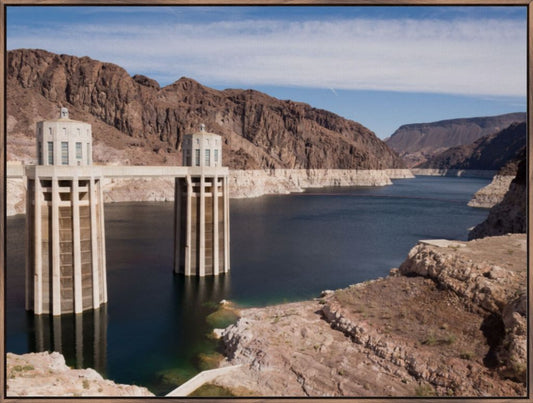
177,274,231,306
30,306,107,374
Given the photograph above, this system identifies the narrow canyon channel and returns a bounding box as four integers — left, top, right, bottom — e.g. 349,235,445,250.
6,175,490,395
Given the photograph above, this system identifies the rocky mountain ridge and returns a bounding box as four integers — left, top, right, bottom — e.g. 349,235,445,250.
417,122,526,171
7,48,404,170
385,113,526,167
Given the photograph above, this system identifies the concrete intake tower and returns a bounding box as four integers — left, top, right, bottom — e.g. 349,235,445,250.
174,124,230,276
26,108,107,315
24,110,230,316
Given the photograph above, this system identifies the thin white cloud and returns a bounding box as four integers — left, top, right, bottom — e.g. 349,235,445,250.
7,17,526,97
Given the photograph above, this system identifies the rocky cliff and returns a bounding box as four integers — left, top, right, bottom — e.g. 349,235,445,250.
213,234,526,397
417,122,526,171
469,154,527,240
7,48,404,170
385,114,526,167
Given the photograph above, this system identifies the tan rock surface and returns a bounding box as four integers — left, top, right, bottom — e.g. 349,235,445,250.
215,234,526,397
6,351,154,397
398,235,526,314
467,175,514,208
102,177,175,203
219,299,415,397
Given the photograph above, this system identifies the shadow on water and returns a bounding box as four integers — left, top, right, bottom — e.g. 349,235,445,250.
145,274,232,396
175,274,231,308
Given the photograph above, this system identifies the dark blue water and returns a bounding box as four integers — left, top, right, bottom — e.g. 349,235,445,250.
5,176,490,395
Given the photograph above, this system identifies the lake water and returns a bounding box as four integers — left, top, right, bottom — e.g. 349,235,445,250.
6,176,490,395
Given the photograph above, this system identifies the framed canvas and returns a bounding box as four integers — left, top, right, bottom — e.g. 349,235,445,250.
1,0,530,399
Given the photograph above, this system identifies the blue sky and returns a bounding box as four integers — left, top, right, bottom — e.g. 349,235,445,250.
7,6,527,139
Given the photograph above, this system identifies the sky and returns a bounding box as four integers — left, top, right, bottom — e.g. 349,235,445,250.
6,5,527,139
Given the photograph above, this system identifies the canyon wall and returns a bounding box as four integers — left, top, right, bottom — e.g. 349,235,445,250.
8,49,404,171
417,122,526,171
386,114,526,167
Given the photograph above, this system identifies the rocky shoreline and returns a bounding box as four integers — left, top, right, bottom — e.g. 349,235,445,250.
6,168,414,216
411,168,497,178
468,175,514,208
10,166,509,217
228,168,413,198
211,234,526,397
6,352,154,397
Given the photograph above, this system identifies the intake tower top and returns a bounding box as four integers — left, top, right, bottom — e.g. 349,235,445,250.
182,124,222,168
36,108,92,166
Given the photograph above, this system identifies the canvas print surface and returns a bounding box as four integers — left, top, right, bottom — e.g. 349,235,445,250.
4,4,528,398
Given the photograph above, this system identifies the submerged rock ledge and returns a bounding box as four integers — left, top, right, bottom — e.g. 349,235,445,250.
212,234,526,397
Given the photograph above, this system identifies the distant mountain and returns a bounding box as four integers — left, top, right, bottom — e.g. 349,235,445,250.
417,122,526,171
385,113,526,167
7,48,404,170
